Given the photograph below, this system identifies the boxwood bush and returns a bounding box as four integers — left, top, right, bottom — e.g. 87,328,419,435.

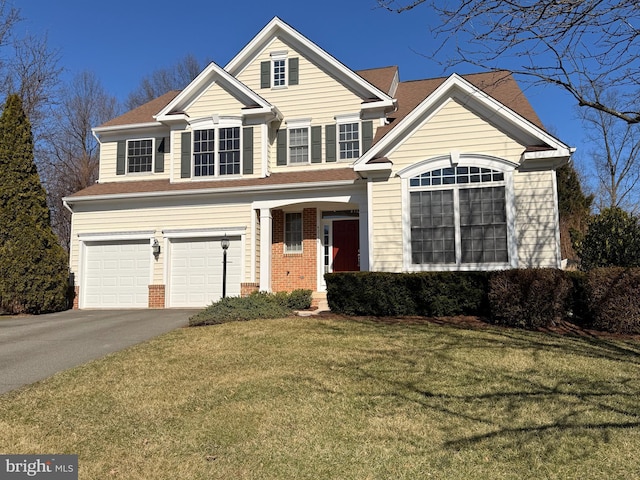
189,289,312,327
325,272,490,317
584,267,640,334
487,268,572,329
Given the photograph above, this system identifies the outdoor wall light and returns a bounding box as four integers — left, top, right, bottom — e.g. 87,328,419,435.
152,239,161,256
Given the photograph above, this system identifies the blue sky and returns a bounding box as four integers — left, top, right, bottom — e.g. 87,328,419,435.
18,0,587,160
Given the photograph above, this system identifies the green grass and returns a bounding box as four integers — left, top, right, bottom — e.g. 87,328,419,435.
1,316,640,479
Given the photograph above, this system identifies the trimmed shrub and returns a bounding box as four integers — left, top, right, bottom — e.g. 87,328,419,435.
325,272,489,317
488,269,571,329
189,289,312,327
565,270,589,326
584,267,640,334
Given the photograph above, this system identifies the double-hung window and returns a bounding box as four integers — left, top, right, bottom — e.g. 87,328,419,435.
285,212,303,253
289,128,309,164
339,122,360,159
193,125,241,177
408,165,511,267
127,139,153,173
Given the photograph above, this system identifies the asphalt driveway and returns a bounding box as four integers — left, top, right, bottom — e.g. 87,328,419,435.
0,309,198,395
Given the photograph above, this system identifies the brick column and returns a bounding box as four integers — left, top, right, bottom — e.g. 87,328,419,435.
148,285,166,308
72,286,79,310
271,207,318,292
241,282,260,297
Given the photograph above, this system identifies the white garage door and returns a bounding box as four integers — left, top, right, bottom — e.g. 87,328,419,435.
83,240,151,308
169,237,241,308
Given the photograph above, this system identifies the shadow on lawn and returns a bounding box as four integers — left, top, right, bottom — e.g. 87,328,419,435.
321,317,640,457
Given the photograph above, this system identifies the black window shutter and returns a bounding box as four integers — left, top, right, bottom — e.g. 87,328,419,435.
325,125,336,162
154,137,165,173
116,140,126,175
277,129,287,166
362,121,374,153
243,127,254,174
289,57,299,86
181,132,191,178
311,126,322,163
261,61,271,89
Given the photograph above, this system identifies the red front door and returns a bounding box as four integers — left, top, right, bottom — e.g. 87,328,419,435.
332,219,359,272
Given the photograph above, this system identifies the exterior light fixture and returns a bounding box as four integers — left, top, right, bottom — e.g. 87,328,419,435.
152,239,161,257
221,235,229,298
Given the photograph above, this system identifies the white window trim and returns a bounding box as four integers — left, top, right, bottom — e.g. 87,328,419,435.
271,51,288,89
335,114,361,161
126,138,154,175
190,117,243,179
400,154,519,271
286,119,311,165
284,211,303,254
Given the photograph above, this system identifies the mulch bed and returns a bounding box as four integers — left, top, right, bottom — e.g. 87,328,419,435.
314,311,640,342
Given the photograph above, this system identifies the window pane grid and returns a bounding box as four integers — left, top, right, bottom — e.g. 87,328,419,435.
409,166,509,266
194,129,215,176
127,139,153,173
289,128,309,164
273,59,285,87
219,127,240,175
285,212,303,253
410,191,456,264
410,166,504,187
339,123,359,159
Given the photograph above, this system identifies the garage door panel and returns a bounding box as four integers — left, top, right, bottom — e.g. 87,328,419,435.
83,240,150,308
169,237,241,307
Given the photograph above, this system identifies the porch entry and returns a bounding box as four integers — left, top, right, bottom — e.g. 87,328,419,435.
322,211,360,277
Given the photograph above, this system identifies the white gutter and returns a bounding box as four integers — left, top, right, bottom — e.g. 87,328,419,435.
93,121,164,135
63,178,359,204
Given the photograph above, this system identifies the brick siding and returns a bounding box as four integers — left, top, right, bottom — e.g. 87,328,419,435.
271,207,317,292
148,284,165,308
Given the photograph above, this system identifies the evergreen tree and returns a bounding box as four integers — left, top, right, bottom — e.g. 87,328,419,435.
574,207,640,270
0,94,68,313
556,163,593,263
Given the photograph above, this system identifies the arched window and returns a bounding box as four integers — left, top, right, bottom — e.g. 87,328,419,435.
408,165,511,267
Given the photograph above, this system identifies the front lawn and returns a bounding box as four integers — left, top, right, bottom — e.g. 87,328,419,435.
1,316,639,479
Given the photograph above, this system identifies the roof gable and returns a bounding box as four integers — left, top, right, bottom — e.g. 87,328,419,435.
155,61,280,123
355,72,571,172
225,17,395,108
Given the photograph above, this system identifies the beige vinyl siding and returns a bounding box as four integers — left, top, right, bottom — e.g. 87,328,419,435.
370,177,404,271
98,141,117,181
387,99,524,172
69,202,253,286
513,170,559,267
237,38,374,172
184,83,246,119
98,139,171,183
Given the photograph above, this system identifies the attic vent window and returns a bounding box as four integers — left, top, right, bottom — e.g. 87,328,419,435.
261,53,299,89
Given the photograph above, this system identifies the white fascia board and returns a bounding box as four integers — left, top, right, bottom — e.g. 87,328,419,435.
355,73,573,168
93,122,164,137
63,179,358,205
225,17,394,105
155,61,274,122
353,162,392,173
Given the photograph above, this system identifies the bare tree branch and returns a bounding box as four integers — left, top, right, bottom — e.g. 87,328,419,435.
125,54,205,110
377,0,640,124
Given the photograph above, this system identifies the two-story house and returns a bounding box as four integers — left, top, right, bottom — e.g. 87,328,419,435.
64,17,572,309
